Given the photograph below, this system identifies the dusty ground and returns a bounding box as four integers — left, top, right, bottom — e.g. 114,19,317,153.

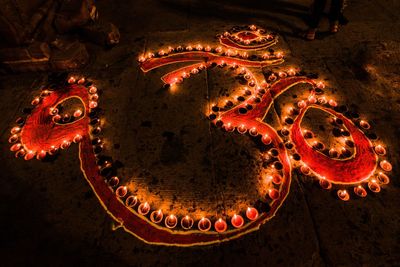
1,0,400,266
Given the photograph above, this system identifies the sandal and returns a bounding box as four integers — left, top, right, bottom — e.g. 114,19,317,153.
305,28,316,40
330,21,339,33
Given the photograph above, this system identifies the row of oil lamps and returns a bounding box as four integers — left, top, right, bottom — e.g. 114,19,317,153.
111,182,268,232
137,43,284,64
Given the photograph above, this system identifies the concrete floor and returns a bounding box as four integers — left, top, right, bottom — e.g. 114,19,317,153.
1,0,400,266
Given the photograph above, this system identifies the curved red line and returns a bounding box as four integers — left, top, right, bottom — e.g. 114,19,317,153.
140,51,282,72
290,105,377,184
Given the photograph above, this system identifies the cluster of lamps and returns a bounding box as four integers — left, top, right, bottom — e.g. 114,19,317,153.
8,76,98,161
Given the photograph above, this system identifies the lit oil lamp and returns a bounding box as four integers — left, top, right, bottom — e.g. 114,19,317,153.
60,140,71,149
138,56,146,62
8,134,18,143
165,214,178,228
116,186,128,198
150,210,163,223
15,148,26,158
214,218,227,233
340,147,351,157
328,99,337,107
40,90,50,97
329,148,338,158
280,127,289,136
224,122,235,132
237,124,247,134
312,141,324,150
73,134,83,143
78,77,85,84
37,150,47,160
198,217,211,231
337,189,350,201
278,71,287,78
90,94,99,101
318,96,327,104
73,109,83,118
272,174,282,184
89,101,98,109
68,76,76,84
31,97,40,106
49,107,58,115
262,53,270,60
138,202,150,215
287,68,296,76
308,95,317,104
380,160,392,172
88,86,97,94
10,143,22,152
377,172,390,184
92,126,101,135
268,73,277,81
297,100,307,109
125,195,137,207
231,214,244,228
275,51,283,58
10,126,21,134
368,179,381,193
62,114,71,123
24,150,35,161
246,207,258,221
182,72,190,79
354,185,367,197
316,81,325,89
108,176,119,187
268,189,280,200
181,215,194,229
374,145,386,156
49,145,58,155
249,127,258,136
300,165,311,175
215,46,223,53
359,120,370,129
319,178,332,190
261,134,272,145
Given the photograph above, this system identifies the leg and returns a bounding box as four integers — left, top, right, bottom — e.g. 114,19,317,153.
329,0,343,32
309,0,328,29
306,0,327,40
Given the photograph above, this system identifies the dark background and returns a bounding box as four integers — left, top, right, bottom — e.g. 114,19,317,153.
1,0,399,266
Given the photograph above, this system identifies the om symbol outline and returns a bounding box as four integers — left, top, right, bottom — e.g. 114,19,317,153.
8,25,391,246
